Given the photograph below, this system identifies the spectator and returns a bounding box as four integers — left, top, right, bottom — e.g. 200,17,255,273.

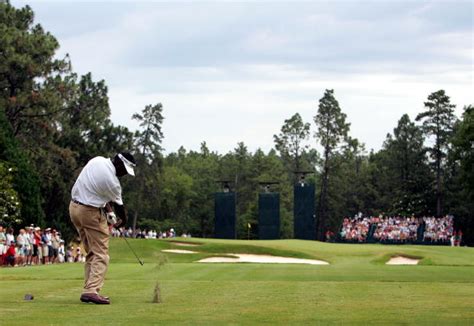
67,246,73,262
450,231,456,247
0,226,5,265
58,240,65,263
325,230,335,242
6,227,15,246
75,246,83,263
16,229,28,266
45,228,54,264
51,230,60,263
33,227,42,265
26,226,34,266
41,229,49,264
5,240,16,267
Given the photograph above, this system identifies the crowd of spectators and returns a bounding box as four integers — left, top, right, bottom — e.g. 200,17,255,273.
339,216,373,242
423,216,455,243
0,224,84,267
338,214,460,245
0,223,193,268
373,216,421,243
111,227,191,239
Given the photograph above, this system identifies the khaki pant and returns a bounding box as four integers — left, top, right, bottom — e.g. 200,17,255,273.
69,201,109,295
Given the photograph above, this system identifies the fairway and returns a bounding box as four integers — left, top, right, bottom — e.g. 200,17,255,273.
1,239,473,325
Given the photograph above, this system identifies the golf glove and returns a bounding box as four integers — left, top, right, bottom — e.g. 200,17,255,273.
106,212,118,226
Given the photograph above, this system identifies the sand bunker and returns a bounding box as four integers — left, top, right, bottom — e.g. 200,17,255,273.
198,254,329,265
386,256,419,265
161,249,198,254
162,249,329,265
170,242,201,247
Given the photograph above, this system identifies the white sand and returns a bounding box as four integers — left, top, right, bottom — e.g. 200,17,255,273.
161,249,198,254
162,249,329,265
198,254,329,265
386,256,419,265
171,242,201,247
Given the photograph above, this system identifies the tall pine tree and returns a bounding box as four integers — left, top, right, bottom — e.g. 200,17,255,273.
128,103,165,233
416,90,456,216
313,89,349,240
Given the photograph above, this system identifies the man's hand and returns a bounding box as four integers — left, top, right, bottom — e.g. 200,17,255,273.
106,212,118,226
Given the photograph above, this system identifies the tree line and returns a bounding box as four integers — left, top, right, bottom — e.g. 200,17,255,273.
1,2,473,244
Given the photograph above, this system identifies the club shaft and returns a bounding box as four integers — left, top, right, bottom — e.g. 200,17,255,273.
122,236,144,265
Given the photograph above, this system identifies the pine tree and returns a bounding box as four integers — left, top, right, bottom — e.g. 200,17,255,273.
313,89,349,240
129,103,165,234
416,90,456,216
273,113,311,176
382,114,432,216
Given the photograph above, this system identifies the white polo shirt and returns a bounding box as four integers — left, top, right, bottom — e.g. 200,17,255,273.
71,156,123,208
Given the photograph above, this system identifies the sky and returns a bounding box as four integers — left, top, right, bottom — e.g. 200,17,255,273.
11,0,474,155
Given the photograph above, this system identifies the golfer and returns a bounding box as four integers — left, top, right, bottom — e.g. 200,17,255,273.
69,152,136,304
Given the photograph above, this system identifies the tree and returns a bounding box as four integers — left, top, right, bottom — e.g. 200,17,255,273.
166,142,220,237
159,166,195,234
56,73,113,164
273,113,311,175
416,90,456,216
0,1,74,231
185,143,219,237
0,2,70,136
446,105,474,245
132,103,164,159
382,114,433,216
0,161,22,226
452,105,474,201
129,103,164,234
336,137,367,217
0,106,43,226
1,2,154,241
313,89,349,240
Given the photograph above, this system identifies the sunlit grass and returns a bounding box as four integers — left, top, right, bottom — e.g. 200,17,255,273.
1,238,473,325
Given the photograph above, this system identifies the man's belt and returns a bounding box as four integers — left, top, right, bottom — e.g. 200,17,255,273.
72,199,86,206
72,199,96,208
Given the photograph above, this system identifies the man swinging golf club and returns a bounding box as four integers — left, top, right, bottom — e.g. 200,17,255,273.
69,152,136,304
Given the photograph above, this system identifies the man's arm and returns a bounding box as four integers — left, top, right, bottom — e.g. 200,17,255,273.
113,202,128,228
105,202,114,213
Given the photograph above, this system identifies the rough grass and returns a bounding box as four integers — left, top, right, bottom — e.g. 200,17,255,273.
1,238,473,325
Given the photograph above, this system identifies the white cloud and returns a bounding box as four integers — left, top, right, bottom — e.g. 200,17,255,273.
11,0,473,155
106,62,472,154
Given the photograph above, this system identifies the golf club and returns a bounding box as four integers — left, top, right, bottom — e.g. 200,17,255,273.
122,235,144,266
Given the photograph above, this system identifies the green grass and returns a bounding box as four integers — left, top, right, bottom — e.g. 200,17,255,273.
1,238,473,325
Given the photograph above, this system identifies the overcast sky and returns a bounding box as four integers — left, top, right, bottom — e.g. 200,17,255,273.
12,0,474,154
